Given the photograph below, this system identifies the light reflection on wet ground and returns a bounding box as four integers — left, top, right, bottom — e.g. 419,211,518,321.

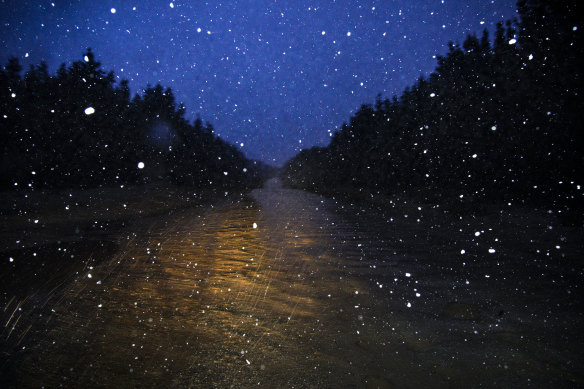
1,178,582,388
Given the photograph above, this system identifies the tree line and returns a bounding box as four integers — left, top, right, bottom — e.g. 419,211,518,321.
281,0,583,217
0,49,270,192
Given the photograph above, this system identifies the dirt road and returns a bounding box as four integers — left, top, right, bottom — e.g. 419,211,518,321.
1,178,582,388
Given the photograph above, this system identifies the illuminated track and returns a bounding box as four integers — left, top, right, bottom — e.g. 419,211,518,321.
2,178,582,388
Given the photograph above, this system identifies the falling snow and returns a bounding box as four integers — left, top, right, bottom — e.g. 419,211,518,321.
0,1,580,388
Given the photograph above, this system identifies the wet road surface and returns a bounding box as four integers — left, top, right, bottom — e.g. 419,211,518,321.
1,178,582,388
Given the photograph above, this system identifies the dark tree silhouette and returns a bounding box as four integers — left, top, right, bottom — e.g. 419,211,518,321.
281,0,583,222
0,49,264,192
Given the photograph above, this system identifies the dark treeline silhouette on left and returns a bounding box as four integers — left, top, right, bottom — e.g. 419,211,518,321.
281,0,583,223
0,48,271,192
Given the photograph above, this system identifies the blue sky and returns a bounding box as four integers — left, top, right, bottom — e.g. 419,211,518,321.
0,0,518,165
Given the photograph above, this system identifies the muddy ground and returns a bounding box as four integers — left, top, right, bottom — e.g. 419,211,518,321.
1,178,582,388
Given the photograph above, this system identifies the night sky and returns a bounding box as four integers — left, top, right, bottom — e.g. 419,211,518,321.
0,0,518,166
